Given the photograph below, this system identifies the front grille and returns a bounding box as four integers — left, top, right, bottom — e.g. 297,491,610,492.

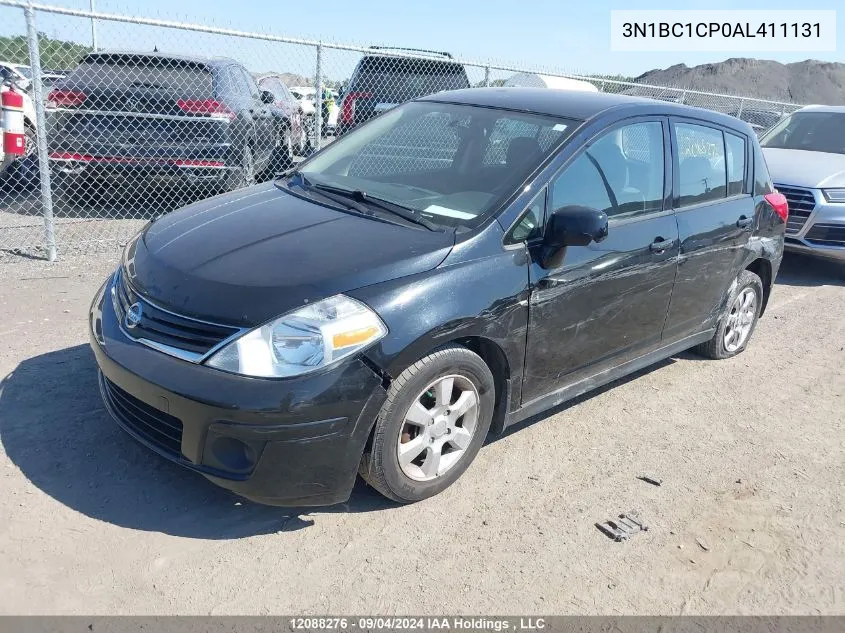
101,375,184,456
775,184,816,234
805,223,845,248
113,270,239,356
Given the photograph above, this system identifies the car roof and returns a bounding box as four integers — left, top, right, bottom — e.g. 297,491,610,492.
82,51,236,68
420,87,755,132
796,105,845,113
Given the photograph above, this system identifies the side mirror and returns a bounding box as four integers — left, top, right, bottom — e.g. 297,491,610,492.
540,205,609,268
260,90,275,104
545,205,609,247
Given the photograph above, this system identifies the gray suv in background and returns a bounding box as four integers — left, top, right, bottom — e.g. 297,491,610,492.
761,105,845,262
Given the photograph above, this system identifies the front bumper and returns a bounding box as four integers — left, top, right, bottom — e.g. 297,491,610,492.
778,186,845,262
90,274,388,506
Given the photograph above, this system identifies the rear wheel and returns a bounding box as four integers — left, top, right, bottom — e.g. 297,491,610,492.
228,144,255,191
694,269,763,359
359,344,495,503
275,126,294,172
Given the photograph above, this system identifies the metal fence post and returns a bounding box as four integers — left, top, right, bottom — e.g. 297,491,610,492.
24,2,57,262
89,0,99,51
314,42,323,151
736,98,745,119
484,65,490,87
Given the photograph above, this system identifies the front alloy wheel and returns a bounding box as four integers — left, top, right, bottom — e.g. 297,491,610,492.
398,375,480,481
360,344,495,503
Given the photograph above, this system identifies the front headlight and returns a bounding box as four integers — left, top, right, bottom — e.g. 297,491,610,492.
822,188,845,203
205,294,387,378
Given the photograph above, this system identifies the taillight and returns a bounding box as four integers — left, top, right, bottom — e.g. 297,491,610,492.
47,89,87,108
176,99,235,121
764,191,789,222
340,91,372,124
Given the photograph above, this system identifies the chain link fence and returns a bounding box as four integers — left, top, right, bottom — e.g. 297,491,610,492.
0,0,805,260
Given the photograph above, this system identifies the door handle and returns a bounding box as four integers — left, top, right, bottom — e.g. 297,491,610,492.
649,237,674,253
736,215,754,229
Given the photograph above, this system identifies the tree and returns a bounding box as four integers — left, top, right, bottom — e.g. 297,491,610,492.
0,32,92,71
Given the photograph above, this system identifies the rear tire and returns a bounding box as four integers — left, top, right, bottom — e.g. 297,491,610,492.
359,344,495,504
694,269,763,360
227,144,255,191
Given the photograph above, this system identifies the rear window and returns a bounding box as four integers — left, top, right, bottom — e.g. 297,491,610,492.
351,56,469,99
63,54,214,98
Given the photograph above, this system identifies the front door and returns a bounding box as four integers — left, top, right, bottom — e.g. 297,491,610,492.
521,118,679,403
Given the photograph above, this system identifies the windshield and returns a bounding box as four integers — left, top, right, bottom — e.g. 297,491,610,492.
761,111,845,155
296,101,579,228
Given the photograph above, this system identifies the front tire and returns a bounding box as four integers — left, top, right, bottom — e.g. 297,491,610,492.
694,269,763,360
359,344,495,503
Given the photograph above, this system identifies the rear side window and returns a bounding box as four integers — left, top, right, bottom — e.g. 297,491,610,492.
64,54,213,98
725,132,746,196
752,140,774,196
236,67,259,99
675,123,727,206
351,56,469,100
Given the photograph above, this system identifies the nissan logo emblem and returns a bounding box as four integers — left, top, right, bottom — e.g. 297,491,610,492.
125,302,143,329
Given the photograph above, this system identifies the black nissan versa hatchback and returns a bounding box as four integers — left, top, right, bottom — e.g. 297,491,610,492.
90,89,787,506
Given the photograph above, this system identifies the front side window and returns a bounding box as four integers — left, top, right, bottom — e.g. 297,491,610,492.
675,123,727,206
509,190,546,243
296,101,579,228
551,121,665,220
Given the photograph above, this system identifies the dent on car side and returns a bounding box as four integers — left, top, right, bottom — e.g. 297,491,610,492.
353,103,780,428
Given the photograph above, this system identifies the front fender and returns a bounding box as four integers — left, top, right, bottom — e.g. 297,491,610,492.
348,229,531,405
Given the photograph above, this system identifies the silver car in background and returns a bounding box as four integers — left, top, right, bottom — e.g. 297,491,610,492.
761,105,845,262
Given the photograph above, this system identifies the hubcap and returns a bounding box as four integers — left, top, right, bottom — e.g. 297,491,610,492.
724,287,756,352
397,374,480,482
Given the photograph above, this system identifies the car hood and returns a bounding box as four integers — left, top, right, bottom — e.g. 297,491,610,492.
126,183,455,327
762,147,845,189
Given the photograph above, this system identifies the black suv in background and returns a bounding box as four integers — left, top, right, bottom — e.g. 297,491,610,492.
337,47,470,135
257,74,311,157
47,52,283,196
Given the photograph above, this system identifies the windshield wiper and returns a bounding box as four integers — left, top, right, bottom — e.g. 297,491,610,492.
308,183,440,231
279,172,381,219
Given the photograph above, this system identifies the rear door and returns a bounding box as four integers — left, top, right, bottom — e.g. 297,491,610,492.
662,119,756,340
521,117,679,403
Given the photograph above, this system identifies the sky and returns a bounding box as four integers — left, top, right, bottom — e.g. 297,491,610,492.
0,0,842,82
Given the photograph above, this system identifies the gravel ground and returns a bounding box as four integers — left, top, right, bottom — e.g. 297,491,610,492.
0,249,843,615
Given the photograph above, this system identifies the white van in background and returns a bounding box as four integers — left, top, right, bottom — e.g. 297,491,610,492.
504,73,599,93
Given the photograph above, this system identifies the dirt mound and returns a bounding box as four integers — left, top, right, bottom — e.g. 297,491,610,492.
635,58,845,104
